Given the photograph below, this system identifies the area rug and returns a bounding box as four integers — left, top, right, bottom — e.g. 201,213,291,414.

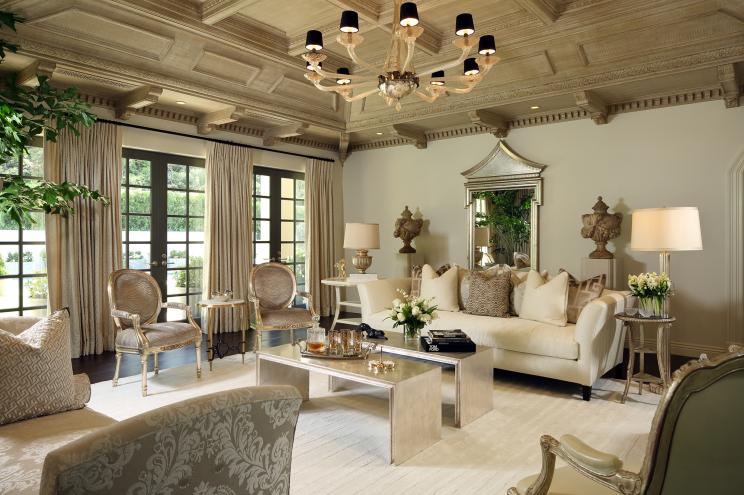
88,353,659,494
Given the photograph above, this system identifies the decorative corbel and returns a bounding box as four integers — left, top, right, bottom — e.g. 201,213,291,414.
262,122,309,146
574,90,608,125
392,124,428,149
338,132,351,163
468,109,509,138
17,60,56,86
116,86,163,120
718,64,740,109
196,106,244,134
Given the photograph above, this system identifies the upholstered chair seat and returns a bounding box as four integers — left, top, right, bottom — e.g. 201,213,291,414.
115,322,198,349
260,307,316,327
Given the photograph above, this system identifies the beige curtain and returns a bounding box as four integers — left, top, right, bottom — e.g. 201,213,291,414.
204,142,252,332
305,159,344,316
45,122,123,358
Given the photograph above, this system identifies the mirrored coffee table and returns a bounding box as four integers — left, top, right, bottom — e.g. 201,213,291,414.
256,344,442,465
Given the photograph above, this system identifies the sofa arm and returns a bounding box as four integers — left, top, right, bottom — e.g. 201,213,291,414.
358,278,412,320
40,386,303,495
0,316,42,336
574,290,628,382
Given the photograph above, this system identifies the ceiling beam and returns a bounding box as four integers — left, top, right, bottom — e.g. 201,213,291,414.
201,0,261,25
718,63,740,108
468,109,509,138
197,106,244,134
115,86,163,120
574,90,608,125
324,0,380,24
393,124,427,149
262,122,309,146
17,60,56,86
513,0,561,25
338,132,351,163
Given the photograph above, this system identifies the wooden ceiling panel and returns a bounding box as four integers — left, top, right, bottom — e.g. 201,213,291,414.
240,0,342,35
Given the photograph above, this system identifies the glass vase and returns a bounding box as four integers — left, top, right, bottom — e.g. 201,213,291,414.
403,324,420,342
638,296,667,318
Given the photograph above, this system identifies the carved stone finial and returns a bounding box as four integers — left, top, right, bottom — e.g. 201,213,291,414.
581,196,622,259
394,206,423,254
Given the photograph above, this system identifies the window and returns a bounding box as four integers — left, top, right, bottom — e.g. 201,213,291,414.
252,167,306,298
121,149,205,320
0,145,47,316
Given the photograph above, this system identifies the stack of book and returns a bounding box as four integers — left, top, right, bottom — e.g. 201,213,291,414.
420,329,476,353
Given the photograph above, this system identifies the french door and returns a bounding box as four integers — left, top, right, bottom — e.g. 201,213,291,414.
121,149,205,321
252,167,306,297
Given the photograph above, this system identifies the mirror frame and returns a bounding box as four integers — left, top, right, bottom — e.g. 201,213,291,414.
462,140,546,270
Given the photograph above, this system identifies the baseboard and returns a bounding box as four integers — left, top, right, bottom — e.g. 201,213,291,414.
630,338,728,358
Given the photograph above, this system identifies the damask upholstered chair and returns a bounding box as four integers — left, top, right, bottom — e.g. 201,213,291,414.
108,269,202,396
508,345,744,495
248,262,318,351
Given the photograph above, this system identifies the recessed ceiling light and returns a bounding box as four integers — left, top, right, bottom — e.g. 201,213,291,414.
530,105,540,110
376,132,383,135
176,100,186,105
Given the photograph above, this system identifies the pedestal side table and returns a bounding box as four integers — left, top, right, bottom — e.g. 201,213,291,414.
322,277,379,331
199,299,248,370
615,313,676,404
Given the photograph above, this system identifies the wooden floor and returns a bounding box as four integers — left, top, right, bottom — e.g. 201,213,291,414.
73,315,691,389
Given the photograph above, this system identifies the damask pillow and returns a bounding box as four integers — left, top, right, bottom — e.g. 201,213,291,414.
519,270,570,326
464,270,512,317
561,270,606,323
420,264,460,311
0,310,82,425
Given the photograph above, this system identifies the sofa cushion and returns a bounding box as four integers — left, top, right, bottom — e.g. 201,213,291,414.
465,269,511,317
562,270,606,324
420,264,460,311
0,408,115,495
367,309,579,361
520,271,569,327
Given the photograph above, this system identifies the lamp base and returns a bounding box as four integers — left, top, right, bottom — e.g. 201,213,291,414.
352,249,373,274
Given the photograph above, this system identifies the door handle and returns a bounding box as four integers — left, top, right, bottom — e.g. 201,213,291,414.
150,261,159,267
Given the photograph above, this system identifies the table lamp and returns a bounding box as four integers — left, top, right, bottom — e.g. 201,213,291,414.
344,223,380,273
630,207,703,276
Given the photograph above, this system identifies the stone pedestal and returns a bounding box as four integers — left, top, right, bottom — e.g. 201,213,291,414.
395,252,424,278
581,258,622,290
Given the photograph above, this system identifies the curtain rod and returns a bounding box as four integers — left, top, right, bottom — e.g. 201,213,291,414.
97,118,336,163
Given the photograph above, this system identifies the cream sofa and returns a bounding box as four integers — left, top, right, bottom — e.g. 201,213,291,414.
358,278,627,400
0,316,302,495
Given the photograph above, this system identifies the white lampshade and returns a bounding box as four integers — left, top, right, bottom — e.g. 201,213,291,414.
630,207,703,252
474,227,489,247
343,223,380,250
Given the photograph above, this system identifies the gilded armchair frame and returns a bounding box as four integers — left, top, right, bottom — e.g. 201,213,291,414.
108,269,202,396
508,345,744,495
248,262,319,351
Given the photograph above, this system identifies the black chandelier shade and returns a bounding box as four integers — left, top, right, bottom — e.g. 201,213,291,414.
340,11,359,33
336,67,351,84
305,30,324,51
430,70,445,85
400,2,420,27
463,57,479,75
455,13,475,36
478,35,496,55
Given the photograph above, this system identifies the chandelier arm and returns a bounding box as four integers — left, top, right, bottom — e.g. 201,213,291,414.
414,90,440,103
309,79,378,92
401,39,416,74
346,45,382,74
341,88,381,102
416,46,472,78
312,65,375,82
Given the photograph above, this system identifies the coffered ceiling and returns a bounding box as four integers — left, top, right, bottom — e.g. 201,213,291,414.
0,0,742,158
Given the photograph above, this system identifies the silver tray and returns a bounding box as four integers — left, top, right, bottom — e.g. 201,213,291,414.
295,340,377,360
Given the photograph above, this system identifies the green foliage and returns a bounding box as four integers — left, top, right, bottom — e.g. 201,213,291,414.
0,255,7,276
174,260,202,288
0,11,106,227
6,250,31,262
474,190,532,260
24,275,47,299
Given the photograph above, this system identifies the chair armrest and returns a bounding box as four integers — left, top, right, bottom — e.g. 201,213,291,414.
39,385,303,495
559,435,622,476
358,278,412,320
111,309,141,326
163,301,187,311
297,291,319,320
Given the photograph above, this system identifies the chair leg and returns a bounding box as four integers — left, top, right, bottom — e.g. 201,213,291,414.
255,328,262,353
153,352,159,375
290,328,295,344
113,352,122,387
196,342,202,378
140,353,148,397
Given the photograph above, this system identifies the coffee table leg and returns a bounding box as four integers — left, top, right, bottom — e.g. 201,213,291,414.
257,357,310,401
390,367,441,464
456,349,493,427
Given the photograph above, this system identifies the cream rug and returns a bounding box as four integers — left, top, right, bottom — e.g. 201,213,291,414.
88,354,659,494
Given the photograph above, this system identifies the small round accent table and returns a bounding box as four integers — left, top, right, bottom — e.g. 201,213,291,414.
199,299,248,371
615,313,676,404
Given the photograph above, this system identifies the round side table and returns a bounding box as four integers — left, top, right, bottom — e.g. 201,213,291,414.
199,299,248,371
615,313,676,404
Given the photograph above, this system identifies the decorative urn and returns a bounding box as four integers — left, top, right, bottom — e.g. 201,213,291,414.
581,196,622,259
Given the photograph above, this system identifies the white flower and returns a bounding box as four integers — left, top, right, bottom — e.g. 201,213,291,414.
397,313,406,322
421,314,432,323
430,311,439,320
412,306,421,316
392,298,402,308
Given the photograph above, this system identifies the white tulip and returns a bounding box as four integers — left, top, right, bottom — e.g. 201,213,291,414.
397,313,406,322
392,298,401,308
412,306,421,316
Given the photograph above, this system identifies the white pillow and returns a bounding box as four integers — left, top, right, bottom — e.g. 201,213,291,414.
519,270,569,326
510,269,548,316
420,264,460,311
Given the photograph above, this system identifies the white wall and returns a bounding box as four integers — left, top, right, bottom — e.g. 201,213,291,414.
343,101,744,356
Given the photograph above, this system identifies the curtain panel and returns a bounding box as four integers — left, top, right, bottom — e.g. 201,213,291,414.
204,142,253,333
45,122,123,358
305,159,344,317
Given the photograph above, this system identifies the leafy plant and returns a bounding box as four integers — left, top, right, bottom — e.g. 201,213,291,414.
474,190,533,263
24,274,47,299
0,11,108,226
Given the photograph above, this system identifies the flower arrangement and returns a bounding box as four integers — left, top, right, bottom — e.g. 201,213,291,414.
628,272,672,317
386,289,438,340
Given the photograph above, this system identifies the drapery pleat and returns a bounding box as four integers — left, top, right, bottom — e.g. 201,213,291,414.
305,159,344,316
45,122,123,358
204,142,252,332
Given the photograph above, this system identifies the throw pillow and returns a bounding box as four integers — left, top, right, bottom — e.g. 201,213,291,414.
561,270,606,323
410,265,423,298
420,264,460,311
510,269,548,316
519,270,570,326
0,310,81,425
464,270,512,317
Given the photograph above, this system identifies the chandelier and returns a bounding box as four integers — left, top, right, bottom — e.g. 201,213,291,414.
302,1,500,111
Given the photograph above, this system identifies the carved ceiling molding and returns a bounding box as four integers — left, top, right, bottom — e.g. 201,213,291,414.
346,44,744,131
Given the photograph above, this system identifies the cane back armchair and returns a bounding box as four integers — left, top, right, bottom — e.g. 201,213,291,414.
108,269,202,396
248,262,318,351
509,345,744,495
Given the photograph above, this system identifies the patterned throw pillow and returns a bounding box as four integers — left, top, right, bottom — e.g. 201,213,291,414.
465,270,512,317
561,270,606,323
0,310,80,425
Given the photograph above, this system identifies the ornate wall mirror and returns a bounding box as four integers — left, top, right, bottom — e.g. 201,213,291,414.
462,140,546,270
